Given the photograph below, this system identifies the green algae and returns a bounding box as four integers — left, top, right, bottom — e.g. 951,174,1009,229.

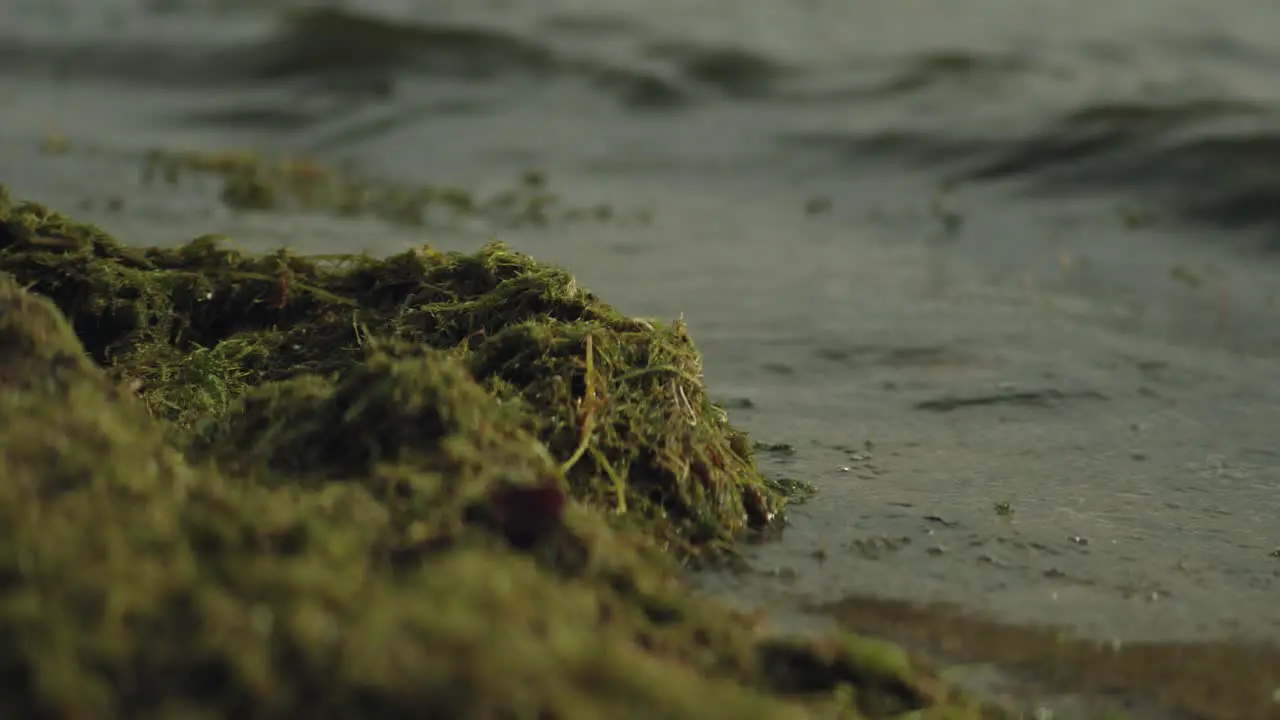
0,187,996,719
140,149,637,229
0,186,770,552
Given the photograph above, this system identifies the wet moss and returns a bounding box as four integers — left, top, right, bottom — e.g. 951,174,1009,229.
0,187,770,550
0,187,995,718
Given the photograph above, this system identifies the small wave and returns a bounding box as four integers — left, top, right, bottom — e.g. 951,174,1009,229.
259,8,694,110
254,8,559,81
537,13,641,38
642,41,793,99
777,98,1264,177
776,129,978,167
963,99,1280,231
865,50,1037,98
778,96,1280,234
1143,131,1280,229
0,34,229,86
0,5,696,120
967,98,1266,181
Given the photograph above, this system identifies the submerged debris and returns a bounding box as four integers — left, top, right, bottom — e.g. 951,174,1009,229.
141,148,635,229
0,187,994,718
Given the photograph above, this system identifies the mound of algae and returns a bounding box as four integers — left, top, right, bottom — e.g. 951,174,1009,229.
0,187,992,719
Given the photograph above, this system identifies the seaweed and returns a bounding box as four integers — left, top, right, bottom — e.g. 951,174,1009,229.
0,187,995,718
0,187,772,552
140,149,631,228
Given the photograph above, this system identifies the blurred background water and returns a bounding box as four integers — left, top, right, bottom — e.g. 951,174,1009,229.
6,0,1280,237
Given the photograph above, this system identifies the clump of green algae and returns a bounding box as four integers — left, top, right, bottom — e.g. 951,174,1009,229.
140,149,635,228
0,186,991,719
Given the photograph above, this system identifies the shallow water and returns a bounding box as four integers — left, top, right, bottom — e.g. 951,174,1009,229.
3,0,1279,713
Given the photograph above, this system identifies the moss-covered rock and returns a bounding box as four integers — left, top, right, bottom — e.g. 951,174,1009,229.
0,187,995,719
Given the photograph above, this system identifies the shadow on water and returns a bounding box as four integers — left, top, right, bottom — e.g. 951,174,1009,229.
817,594,1280,720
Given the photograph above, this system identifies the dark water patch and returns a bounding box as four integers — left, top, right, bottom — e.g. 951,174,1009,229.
537,13,641,37
0,6,696,119
958,103,1280,235
265,8,691,110
297,99,490,151
820,595,1280,720
913,388,1108,412
776,96,1280,240
1144,132,1280,230
775,129,980,168
761,362,797,376
736,51,1052,108
866,50,1039,98
167,104,330,130
966,98,1268,182
643,41,793,99
1158,31,1280,74
252,8,560,81
778,99,1267,177
967,124,1280,236
0,11,557,90
0,35,231,86
587,65,692,110
777,99,1268,176
295,92,535,153
813,343,975,370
